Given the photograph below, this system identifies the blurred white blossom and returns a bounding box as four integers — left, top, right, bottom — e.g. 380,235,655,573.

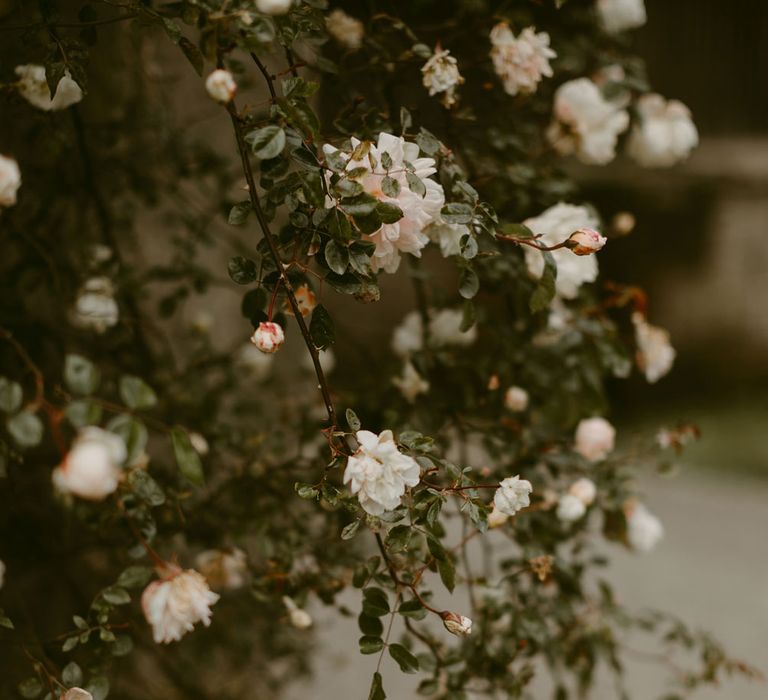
0,155,21,208
53,427,126,501
626,502,664,552
15,64,83,111
205,69,237,103
557,493,587,522
256,0,292,15
627,93,698,167
574,417,615,462
282,596,313,628
597,0,647,34
72,277,119,333
326,9,364,49
393,361,430,403
196,548,248,590
504,386,529,412
490,24,555,96
632,312,676,383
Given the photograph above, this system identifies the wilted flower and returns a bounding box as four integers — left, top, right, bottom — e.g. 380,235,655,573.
196,548,248,590
627,93,699,168
52,427,126,501
0,155,21,208
504,386,529,412
524,203,601,299
283,596,313,628
569,477,597,506
421,46,464,108
256,0,292,15
597,0,647,34
393,361,430,403
574,417,616,462
142,565,220,644
567,227,607,256
15,64,83,111
494,475,533,516
632,312,676,383
529,554,555,582
326,9,364,49
556,493,587,522
489,24,556,96
251,321,285,353
441,611,472,636
343,429,420,515
205,69,237,103
625,501,664,552
548,77,629,165
286,284,317,317
322,133,444,273
72,277,119,333
62,690,93,700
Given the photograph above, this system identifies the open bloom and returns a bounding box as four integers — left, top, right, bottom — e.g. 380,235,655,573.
626,501,664,552
504,386,529,412
393,361,430,403
567,228,607,255
205,69,237,103
256,0,292,15
142,566,220,644
343,430,420,515
196,548,248,590
391,309,477,357
597,0,647,34
442,611,472,636
251,321,285,353
53,427,126,501
548,78,629,165
490,24,555,96
62,690,93,700
633,312,676,383
326,9,364,49
15,64,83,111
494,475,533,516
524,203,601,299
421,47,464,108
627,93,699,168
574,417,615,462
557,494,587,522
283,596,313,628
322,133,444,273
72,277,119,333
0,155,21,208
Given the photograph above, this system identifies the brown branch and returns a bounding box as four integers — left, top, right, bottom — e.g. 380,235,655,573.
249,53,278,101
0,13,138,31
495,234,569,252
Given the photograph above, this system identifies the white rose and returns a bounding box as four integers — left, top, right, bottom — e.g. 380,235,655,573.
627,93,699,168
548,77,629,165
236,343,274,379
62,690,93,700
0,155,21,208
326,9,364,49
504,386,529,412
626,502,664,552
72,277,119,333
421,47,464,108
442,612,472,636
493,475,533,516
52,427,126,501
524,203,600,299
282,596,313,628
251,321,285,353
15,64,83,111
142,566,220,644
205,69,237,103
393,361,430,403
343,429,421,516
597,0,647,34
567,227,607,256
428,308,477,347
574,417,616,462
569,477,597,506
256,0,292,15
632,312,675,383
196,548,248,590
556,493,587,522
490,24,556,97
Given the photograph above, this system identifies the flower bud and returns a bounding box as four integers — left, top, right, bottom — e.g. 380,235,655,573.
63,690,93,700
250,321,285,354
441,611,472,636
256,0,292,15
53,427,126,501
567,228,607,256
282,596,313,628
205,69,237,103
504,386,529,412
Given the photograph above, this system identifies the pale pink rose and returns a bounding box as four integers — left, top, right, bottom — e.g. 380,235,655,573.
567,228,607,255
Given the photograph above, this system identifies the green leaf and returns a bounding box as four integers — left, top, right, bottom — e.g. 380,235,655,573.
438,557,456,593
405,171,426,197
529,250,558,313
295,482,319,500
501,222,536,239
62,661,83,687
415,128,440,156
61,636,78,652
358,612,384,636
381,176,400,198
309,305,335,350
324,241,349,275
127,469,165,506
345,408,361,431
359,635,384,654
119,375,157,410
101,586,131,606
341,520,361,540
458,267,479,300
376,201,404,224
6,411,43,448
228,256,258,285
179,37,204,75
441,202,473,225
398,599,427,619
368,672,386,700
0,377,22,413
18,678,43,699
171,427,205,485
64,355,100,395
245,125,286,160
388,643,420,673
116,565,153,589
427,535,447,562
228,201,252,226
0,608,13,629
106,414,146,466
362,587,390,617
160,17,182,43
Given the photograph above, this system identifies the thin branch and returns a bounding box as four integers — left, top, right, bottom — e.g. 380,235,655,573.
495,233,569,252
0,13,138,31
249,53,278,101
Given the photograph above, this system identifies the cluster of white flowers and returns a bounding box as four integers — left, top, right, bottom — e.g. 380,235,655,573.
256,0,292,15
504,386,529,412
626,501,664,552
0,155,21,209
205,69,237,103
53,427,126,501
524,203,602,299
343,430,421,515
251,321,285,353
597,0,647,34
392,308,477,357
632,312,676,383
548,77,629,164
283,596,313,628
627,93,699,168
574,417,615,462
72,277,119,333
421,47,464,108
393,361,430,403
489,24,556,96
493,475,533,516
15,64,83,111
323,133,444,273
326,9,365,49
196,548,248,590
142,565,220,643
557,477,597,522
